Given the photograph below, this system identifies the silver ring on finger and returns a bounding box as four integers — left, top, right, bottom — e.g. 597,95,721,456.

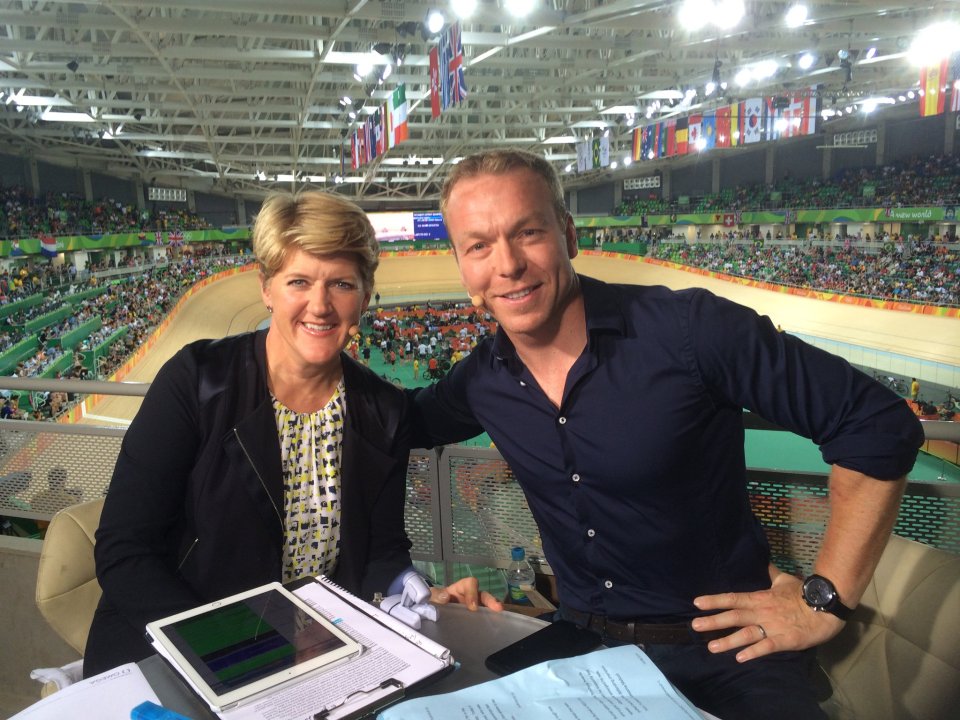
757,624,767,640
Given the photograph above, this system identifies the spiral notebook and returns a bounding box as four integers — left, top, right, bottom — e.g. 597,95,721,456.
153,577,454,720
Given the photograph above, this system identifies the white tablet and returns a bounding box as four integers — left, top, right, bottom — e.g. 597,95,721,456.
146,582,362,712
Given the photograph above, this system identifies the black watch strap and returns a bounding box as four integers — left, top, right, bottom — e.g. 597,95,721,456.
802,574,854,620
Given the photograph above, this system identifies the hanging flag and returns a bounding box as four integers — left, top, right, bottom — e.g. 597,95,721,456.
154,231,165,246
730,102,741,146
921,59,949,117
666,119,677,157
701,112,716,150
950,54,960,113
780,89,818,138
676,117,689,154
429,47,441,119
387,84,409,148
764,97,783,141
658,122,668,158
438,29,451,109
576,140,591,172
39,234,58,258
168,230,184,247
743,98,764,143
350,133,360,170
687,114,702,153
10,239,23,256
722,214,736,227
373,107,386,156
715,106,731,148
632,128,643,162
640,125,654,159
446,23,468,106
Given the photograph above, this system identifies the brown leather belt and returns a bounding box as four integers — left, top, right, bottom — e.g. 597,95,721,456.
563,608,729,646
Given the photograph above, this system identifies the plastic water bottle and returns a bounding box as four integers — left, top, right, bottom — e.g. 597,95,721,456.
507,546,535,605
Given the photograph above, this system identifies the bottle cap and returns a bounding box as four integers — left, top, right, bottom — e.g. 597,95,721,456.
511,546,525,561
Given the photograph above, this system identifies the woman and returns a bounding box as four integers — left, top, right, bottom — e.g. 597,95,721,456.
85,191,498,677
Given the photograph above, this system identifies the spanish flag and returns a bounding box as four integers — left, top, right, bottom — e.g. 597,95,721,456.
920,59,948,117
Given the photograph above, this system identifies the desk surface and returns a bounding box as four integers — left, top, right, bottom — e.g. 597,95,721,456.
143,605,548,718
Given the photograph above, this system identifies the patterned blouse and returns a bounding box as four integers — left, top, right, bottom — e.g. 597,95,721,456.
274,379,346,583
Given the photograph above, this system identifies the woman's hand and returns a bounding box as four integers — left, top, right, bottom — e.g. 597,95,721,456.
430,577,503,611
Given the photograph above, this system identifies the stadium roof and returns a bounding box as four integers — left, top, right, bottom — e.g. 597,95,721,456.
0,1,957,206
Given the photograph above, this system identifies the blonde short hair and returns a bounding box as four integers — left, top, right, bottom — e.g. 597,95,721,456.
252,191,379,290
439,149,567,225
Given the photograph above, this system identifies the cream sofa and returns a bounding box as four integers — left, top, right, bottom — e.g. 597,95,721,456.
817,534,960,720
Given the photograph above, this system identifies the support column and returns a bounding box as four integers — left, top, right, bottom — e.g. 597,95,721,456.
945,112,956,155
712,158,721,194
186,189,196,213
822,146,832,180
28,158,40,196
568,189,578,215
236,198,247,226
135,179,146,210
765,145,775,185
82,169,93,201
661,168,671,200
875,120,886,167
612,178,622,213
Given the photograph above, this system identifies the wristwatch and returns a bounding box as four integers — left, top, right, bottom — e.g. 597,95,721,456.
802,574,854,620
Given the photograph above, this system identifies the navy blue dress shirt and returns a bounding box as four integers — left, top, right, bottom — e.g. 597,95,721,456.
411,275,924,621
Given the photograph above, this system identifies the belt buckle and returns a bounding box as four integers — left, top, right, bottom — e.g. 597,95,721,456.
625,621,645,650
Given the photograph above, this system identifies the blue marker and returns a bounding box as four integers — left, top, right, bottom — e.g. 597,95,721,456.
130,700,194,720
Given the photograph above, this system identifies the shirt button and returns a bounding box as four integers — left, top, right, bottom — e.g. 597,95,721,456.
558,416,567,425
519,380,526,386
572,473,580,483
587,529,596,537
604,580,613,589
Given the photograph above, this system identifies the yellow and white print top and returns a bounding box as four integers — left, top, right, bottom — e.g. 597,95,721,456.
274,379,346,583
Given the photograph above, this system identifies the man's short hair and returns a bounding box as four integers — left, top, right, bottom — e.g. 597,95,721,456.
440,149,567,225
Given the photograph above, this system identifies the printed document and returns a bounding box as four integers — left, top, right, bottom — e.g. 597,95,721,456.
378,645,703,720
11,663,159,720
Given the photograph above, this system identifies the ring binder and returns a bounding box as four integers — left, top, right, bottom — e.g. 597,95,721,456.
313,678,405,720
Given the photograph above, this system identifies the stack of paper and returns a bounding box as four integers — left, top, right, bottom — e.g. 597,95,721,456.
378,645,704,720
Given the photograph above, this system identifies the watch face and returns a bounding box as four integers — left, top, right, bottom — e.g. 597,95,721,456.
804,576,835,607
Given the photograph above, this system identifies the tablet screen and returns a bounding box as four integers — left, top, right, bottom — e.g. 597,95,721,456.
148,583,361,709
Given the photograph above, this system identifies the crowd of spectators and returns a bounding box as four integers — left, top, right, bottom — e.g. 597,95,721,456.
0,254,248,420
1,183,212,239
615,153,960,216
652,236,960,306
351,301,497,381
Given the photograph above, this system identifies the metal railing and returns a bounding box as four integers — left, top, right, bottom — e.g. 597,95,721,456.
1,379,958,580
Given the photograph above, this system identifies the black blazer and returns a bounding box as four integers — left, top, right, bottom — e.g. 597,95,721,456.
85,330,412,676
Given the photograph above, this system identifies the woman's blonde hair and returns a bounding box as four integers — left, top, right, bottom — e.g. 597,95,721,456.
252,191,379,290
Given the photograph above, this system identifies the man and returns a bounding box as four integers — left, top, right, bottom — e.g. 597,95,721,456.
411,149,923,719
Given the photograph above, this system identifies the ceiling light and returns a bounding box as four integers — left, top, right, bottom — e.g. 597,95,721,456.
798,53,815,70
785,4,808,28
864,47,877,60
624,157,632,166
425,9,445,35
908,21,960,67
610,161,618,169
451,0,477,18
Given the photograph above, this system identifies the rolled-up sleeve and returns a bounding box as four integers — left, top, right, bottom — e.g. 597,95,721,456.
687,289,925,480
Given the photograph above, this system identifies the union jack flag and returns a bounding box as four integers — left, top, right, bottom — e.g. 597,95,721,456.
154,231,165,245
439,22,467,110
168,229,184,246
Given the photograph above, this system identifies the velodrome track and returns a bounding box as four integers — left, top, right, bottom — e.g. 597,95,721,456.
86,252,959,424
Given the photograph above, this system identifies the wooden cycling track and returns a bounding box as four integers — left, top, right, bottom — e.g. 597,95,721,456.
88,253,959,424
